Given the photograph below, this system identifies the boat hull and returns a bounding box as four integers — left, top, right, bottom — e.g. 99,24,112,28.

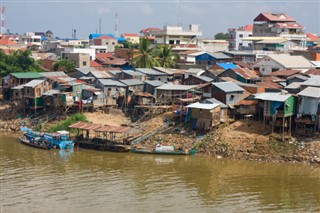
75,140,130,152
130,149,196,155
18,136,50,150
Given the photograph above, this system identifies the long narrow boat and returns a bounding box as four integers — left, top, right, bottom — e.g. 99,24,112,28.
20,127,74,149
130,147,197,156
18,136,51,150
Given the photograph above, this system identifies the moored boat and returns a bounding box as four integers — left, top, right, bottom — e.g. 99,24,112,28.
18,136,51,150
130,145,197,156
20,127,74,149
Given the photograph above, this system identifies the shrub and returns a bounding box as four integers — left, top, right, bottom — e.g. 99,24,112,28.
49,113,87,132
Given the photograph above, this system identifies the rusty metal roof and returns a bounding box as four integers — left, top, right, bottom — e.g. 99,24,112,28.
69,122,103,130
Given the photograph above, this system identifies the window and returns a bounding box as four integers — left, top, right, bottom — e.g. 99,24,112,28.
83,61,87,66
176,40,180,45
229,95,234,101
106,42,108,45
239,34,243,38
112,42,115,45
169,40,174,44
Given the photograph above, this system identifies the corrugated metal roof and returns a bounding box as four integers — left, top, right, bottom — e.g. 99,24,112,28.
255,92,291,102
90,71,113,79
212,82,244,92
266,54,316,69
40,72,67,77
186,102,220,110
144,80,164,87
298,87,320,98
109,70,123,76
186,68,205,75
123,70,146,76
120,79,145,86
210,53,231,59
202,98,228,108
12,85,24,90
285,82,301,89
136,68,166,76
24,79,45,88
156,84,196,91
43,89,60,96
98,79,126,87
300,76,320,87
216,63,238,70
11,72,43,79
75,67,93,75
194,75,214,82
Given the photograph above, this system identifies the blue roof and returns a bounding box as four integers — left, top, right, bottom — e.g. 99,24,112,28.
89,33,126,43
216,63,238,70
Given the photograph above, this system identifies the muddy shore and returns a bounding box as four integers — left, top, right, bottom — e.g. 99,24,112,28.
1,105,319,165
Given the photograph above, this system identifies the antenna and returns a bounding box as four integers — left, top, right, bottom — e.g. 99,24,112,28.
1,1,6,34
177,0,181,27
74,29,76,39
99,18,101,34
115,12,119,38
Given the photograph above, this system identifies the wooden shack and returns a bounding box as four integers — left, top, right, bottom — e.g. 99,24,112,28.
186,102,221,130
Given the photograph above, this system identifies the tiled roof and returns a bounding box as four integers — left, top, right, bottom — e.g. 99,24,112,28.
97,35,114,39
243,24,253,31
306,33,319,42
254,13,296,22
122,33,139,37
276,22,303,29
10,72,43,79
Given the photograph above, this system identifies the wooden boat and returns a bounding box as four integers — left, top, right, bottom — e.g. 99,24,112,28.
75,139,131,152
18,136,51,150
130,146,197,156
20,127,74,149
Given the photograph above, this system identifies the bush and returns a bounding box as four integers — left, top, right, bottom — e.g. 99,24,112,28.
49,113,87,133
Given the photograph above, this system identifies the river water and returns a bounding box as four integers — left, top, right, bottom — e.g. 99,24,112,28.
1,133,320,213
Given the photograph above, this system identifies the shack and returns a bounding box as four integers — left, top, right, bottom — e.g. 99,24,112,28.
296,87,320,134
255,92,296,135
186,102,220,130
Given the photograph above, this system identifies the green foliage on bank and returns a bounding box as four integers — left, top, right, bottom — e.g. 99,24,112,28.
49,113,88,133
0,49,44,77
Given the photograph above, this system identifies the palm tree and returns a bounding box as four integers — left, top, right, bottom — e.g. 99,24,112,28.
130,37,159,68
155,44,179,68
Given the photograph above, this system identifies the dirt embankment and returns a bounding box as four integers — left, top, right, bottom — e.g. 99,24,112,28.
137,113,320,164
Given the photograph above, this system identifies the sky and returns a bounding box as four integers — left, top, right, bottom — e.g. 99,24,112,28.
2,0,320,39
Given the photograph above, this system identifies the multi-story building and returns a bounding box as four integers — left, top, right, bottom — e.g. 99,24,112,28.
153,24,202,46
20,32,42,48
228,25,253,50
252,13,306,47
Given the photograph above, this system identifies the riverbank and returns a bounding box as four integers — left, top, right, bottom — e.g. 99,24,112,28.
1,101,319,164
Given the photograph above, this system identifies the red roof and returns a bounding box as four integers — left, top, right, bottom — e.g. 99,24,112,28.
306,33,319,42
243,25,253,31
230,67,259,79
254,13,296,22
96,52,113,58
97,35,115,40
140,28,161,33
276,22,302,29
304,69,320,75
0,38,17,45
122,33,139,37
266,69,301,77
90,60,103,68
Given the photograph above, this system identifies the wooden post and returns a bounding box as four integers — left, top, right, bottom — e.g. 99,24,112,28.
289,116,292,136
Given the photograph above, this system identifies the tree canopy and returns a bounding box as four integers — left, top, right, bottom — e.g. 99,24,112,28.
214,33,230,40
130,38,178,69
130,37,160,68
52,59,76,73
0,49,44,77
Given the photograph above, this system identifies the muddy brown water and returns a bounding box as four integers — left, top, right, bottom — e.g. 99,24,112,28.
1,133,320,213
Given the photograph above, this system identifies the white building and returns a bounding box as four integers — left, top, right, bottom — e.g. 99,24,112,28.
228,25,253,50
20,32,42,47
153,24,202,46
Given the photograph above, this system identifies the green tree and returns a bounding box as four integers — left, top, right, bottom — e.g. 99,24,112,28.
214,33,229,40
155,44,179,68
130,37,160,68
0,49,43,77
52,59,76,73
